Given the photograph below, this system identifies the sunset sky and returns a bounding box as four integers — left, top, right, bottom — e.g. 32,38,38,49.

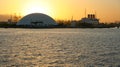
0,0,120,22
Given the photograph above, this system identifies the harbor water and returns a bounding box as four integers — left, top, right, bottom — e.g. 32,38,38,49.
0,28,120,67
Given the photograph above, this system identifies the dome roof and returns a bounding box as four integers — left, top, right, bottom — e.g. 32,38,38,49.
17,13,57,27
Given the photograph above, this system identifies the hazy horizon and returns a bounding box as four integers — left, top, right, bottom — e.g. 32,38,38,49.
0,0,120,22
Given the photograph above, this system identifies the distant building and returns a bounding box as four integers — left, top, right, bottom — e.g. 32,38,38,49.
80,14,99,24
8,13,21,24
8,19,12,24
16,13,58,27
70,20,78,27
70,16,78,27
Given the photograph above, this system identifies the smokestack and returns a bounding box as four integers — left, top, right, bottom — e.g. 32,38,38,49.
93,14,95,19
88,14,91,18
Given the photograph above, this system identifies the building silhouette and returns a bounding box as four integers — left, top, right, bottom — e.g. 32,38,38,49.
80,14,99,24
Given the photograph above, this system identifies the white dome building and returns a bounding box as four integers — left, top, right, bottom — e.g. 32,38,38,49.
17,13,57,27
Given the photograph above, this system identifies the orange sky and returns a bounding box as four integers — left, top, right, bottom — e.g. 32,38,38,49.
0,0,120,22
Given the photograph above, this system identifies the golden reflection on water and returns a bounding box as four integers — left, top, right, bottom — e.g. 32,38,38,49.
0,28,120,67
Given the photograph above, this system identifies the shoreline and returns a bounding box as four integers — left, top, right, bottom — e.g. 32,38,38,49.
0,23,119,29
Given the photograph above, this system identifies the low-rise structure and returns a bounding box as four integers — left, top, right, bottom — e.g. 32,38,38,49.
80,14,99,24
